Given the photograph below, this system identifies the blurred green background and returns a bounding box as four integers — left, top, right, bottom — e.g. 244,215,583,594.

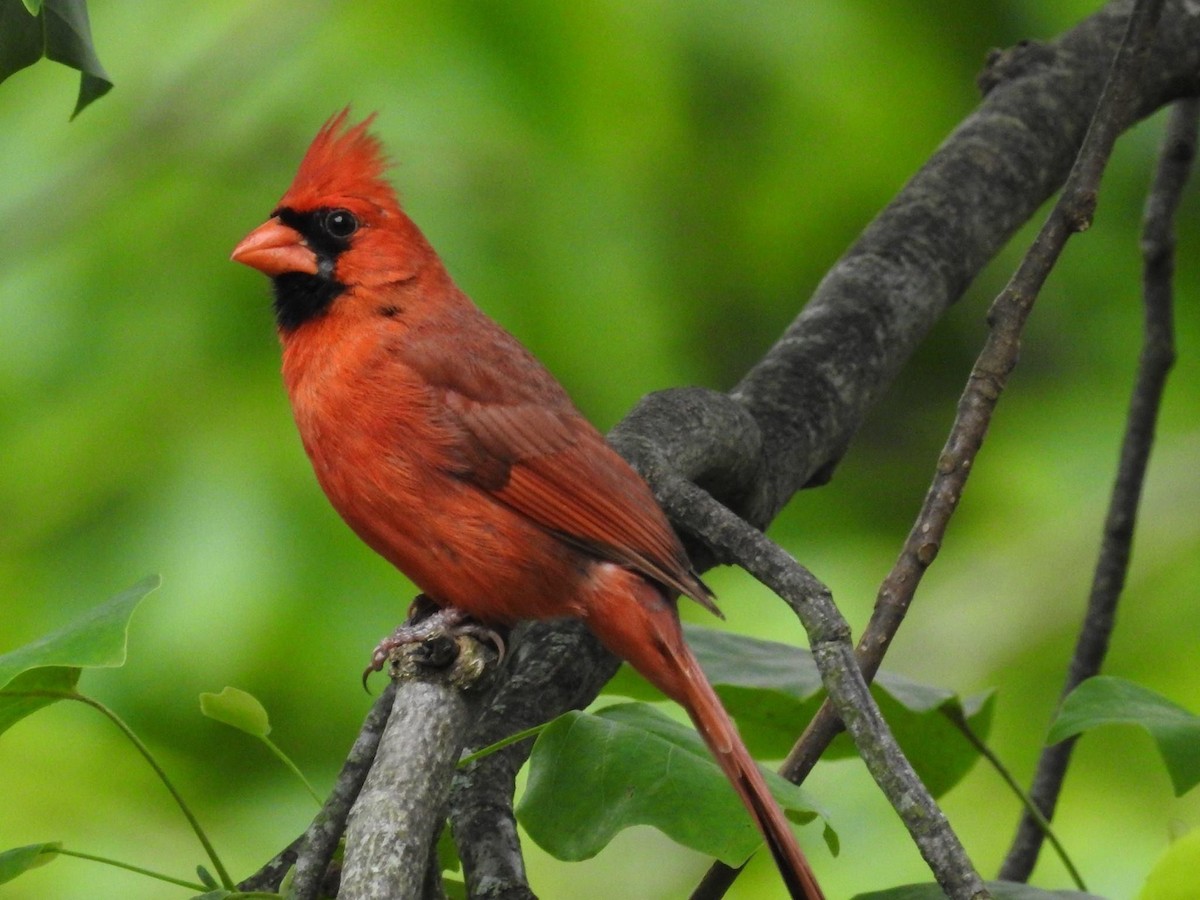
2,1,1197,897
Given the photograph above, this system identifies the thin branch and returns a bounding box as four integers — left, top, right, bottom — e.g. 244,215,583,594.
658,476,989,900
999,93,1196,883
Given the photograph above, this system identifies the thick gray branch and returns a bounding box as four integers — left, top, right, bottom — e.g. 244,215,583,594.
340,638,497,900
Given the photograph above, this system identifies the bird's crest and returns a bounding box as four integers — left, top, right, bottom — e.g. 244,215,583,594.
278,109,401,216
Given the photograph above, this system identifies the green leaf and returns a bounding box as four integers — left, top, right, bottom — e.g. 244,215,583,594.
436,820,461,875
854,882,1102,900
0,842,60,885
1139,828,1200,900
200,687,271,738
518,703,829,866
607,625,992,797
0,575,159,690
0,667,80,737
1048,676,1200,796
0,0,113,118
196,864,219,888
0,576,158,734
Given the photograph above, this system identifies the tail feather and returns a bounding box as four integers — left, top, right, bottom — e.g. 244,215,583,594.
583,568,824,900
679,650,825,900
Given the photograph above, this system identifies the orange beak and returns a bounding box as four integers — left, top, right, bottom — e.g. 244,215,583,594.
231,218,319,277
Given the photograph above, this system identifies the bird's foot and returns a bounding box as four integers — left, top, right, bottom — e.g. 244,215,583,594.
363,597,507,688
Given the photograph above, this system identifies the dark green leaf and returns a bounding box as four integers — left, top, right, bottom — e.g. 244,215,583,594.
196,864,218,888
0,575,159,690
0,842,60,885
518,703,829,866
1048,676,1200,796
854,881,1102,899
607,625,992,797
0,0,112,118
0,1,43,81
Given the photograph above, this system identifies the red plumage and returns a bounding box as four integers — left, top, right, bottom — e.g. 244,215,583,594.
232,110,823,899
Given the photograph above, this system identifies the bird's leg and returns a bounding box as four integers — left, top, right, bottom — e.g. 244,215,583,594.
363,595,507,686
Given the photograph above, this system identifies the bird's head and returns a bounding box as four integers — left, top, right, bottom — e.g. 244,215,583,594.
232,110,438,332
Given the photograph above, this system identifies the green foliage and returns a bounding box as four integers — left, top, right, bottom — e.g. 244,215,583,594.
200,685,322,805
519,702,829,866
0,583,231,893
1138,829,1200,900
0,842,60,886
0,0,111,117
0,574,157,689
0,575,158,734
200,686,271,738
1048,676,1200,796
608,626,993,797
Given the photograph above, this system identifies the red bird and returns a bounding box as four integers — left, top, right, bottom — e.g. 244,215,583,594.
232,111,823,900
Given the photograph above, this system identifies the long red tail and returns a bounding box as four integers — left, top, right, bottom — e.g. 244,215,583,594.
673,638,824,900
585,568,824,900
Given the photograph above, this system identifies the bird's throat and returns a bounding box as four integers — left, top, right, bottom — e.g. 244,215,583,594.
272,271,346,332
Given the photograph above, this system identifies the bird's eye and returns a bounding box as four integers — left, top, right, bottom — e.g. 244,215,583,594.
324,209,359,239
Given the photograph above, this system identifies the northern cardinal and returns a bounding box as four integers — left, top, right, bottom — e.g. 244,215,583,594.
232,111,823,900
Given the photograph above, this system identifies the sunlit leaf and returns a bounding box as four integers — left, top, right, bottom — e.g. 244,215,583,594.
0,575,159,690
1138,828,1200,900
0,842,60,885
1048,676,1200,796
0,0,112,118
518,703,829,866
854,882,1101,899
606,625,991,796
199,687,271,738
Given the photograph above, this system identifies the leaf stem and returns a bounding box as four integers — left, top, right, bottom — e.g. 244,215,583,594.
457,722,547,768
950,715,1087,891
50,846,207,891
260,736,323,806
71,692,235,888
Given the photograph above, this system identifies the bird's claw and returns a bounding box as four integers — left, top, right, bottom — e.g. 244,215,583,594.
362,604,506,689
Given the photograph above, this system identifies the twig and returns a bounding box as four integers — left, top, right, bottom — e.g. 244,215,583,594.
696,1,1167,894
659,476,989,899
237,682,396,896
999,92,1195,882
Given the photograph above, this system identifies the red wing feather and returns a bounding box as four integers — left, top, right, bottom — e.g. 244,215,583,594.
400,312,717,611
